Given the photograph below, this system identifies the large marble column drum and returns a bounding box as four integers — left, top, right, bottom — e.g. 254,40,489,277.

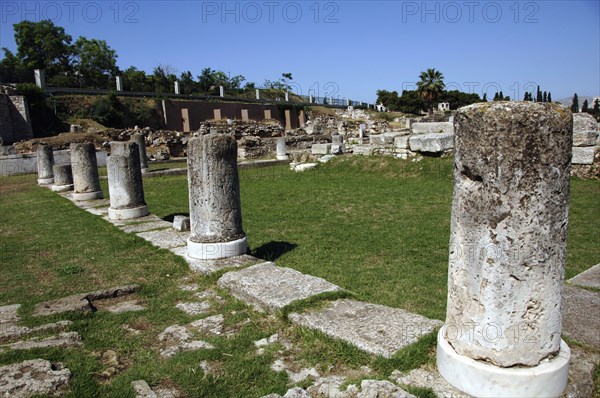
70,142,103,201
130,133,149,173
37,144,54,185
437,102,572,397
187,133,247,260
51,165,73,192
107,141,148,220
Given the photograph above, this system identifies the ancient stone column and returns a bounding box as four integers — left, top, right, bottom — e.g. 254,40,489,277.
437,102,572,397
107,141,148,220
130,133,149,173
331,134,344,155
70,143,103,201
276,137,289,160
37,144,54,185
51,165,73,192
187,133,247,260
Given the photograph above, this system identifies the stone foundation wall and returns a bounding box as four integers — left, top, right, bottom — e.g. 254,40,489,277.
0,94,33,144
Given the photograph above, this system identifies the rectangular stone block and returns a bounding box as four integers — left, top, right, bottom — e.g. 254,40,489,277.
573,131,599,147
213,109,222,120
409,133,454,153
411,122,453,135
369,132,404,146
217,262,341,312
264,110,272,120
394,135,410,149
311,144,331,155
572,146,596,164
352,145,374,156
136,229,188,249
289,299,443,358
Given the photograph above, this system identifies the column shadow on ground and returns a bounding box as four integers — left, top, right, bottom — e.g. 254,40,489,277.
251,241,298,262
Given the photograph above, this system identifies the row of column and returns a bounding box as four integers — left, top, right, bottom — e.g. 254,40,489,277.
38,132,247,260
37,102,573,397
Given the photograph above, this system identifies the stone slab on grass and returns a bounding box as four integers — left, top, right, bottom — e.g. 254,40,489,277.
0,359,71,397
171,246,261,274
0,304,20,325
1,332,82,353
136,229,188,249
85,206,109,216
568,263,600,289
33,284,140,317
119,220,172,234
562,285,600,349
0,321,72,341
71,198,110,209
33,294,93,317
218,262,341,312
289,299,443,358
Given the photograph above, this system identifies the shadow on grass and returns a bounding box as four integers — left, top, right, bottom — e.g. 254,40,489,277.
252,241,298,262
163,213,190,222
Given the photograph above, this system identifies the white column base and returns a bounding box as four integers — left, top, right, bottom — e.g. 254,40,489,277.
187,236,247,260
276,155,290,161
141,168,150,175
108,205,149,220
72,191,104,201
51,184,73,193
437,329,570,398
38,178,54,185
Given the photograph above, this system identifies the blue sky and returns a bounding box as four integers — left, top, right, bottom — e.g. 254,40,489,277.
1,1,598,102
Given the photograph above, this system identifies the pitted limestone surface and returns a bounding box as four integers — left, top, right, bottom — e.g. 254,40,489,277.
446,102,572,367
289,299,443,358
70,142,102,194
218,262,340,312
187,134,245,244
107,141,146,210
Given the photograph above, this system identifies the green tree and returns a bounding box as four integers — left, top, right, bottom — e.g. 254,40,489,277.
13,20,73,79
543,91,547,103
122,66,151,92
439,90,480,109
547,92,552,103
0,48,31,83
571,93,579,113
416,68,445,116
482,93,487,102
536,86,542,102
591,99,600,121
178,71,196,94
72,37,118,88
581,99,589,113
152,65,176,93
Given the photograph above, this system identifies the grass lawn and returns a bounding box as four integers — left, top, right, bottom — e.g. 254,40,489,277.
1,156,598,397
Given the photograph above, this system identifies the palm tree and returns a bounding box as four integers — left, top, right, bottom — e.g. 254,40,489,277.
416,68,445,116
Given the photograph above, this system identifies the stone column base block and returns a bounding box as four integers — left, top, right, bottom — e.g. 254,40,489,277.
72,191,104,201
141,168,150,174
38,178,54,185
108,205,149,220
187,236,247,260
437,330,570,398
276,155,290,161
51,184,73,193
